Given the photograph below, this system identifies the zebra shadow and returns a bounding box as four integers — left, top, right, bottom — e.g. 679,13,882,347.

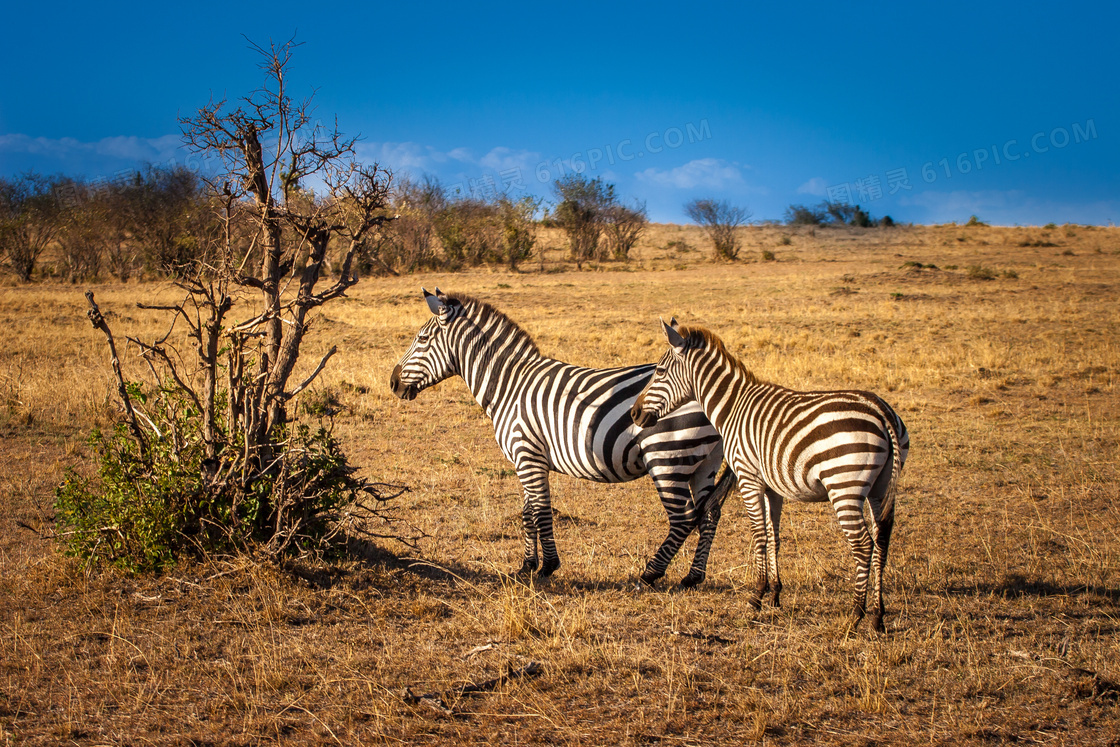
280,535,487,591
947,573,1120,607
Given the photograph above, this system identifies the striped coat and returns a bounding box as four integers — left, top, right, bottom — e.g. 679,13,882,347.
390,290,734,585
632,320,908,631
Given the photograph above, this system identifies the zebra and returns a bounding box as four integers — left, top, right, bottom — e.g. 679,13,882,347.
631,319,909,632
389,289,735,586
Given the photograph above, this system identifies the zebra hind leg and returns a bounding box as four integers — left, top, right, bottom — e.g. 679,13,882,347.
641,474,698,588
679,460,734,589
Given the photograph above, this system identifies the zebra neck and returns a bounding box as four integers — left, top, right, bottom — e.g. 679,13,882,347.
455,333,543,418
693,358,764,430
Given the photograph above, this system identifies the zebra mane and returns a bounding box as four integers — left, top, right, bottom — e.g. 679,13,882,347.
444,293,542,356
676,325,761,385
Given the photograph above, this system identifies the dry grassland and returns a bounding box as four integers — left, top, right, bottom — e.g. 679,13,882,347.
1,223,1119,745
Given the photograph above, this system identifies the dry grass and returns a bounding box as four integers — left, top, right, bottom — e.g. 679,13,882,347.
2,223,1119,744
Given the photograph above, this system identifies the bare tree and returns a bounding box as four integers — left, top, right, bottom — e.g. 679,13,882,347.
0,173,62,281
117,164,210,277
56,178,105,283
180,37,396,456
65,38,411,566
603,200,648,260
684,198,752,260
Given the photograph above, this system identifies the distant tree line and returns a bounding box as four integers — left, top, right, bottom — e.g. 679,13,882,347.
1,163,898,284
0,166,213,283
0,167,657,282
784,200,894,228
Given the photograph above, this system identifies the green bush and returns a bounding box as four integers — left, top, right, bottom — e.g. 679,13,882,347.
56,383,371,572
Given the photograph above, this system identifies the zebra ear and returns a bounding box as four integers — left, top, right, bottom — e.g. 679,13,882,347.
669,316,680,331
423,288,444,316
661,317,686,352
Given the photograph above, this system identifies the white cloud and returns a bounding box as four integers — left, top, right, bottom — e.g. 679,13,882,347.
634,158,745,190
479,146,539,174
0,133,182,164
796,176,828,196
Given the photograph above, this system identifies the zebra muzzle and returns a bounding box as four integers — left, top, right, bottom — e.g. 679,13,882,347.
389,366,419,401
631,400,658,428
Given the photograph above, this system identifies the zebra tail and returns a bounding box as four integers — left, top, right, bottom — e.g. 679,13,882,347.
704,463,737,516
878,412,904,532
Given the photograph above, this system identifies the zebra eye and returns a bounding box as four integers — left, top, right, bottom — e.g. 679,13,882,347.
417,333,430,343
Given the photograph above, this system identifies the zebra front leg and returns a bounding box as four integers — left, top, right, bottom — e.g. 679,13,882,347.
517,497,539,577
740,480,770,611
514,457,559,578
535,493,561,577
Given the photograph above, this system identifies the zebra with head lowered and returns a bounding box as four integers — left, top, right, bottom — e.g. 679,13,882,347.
389,289,735,586
631,319,909,632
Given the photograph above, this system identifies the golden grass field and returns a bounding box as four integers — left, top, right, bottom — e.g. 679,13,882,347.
1,222,1119,745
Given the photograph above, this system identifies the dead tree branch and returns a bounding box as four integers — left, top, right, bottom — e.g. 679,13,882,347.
85,291,147,456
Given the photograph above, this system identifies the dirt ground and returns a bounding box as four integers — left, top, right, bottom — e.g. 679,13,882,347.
1,223,1118,745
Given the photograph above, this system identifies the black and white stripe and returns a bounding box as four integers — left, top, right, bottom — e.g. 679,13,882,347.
390,289,734,586
632,320,909,631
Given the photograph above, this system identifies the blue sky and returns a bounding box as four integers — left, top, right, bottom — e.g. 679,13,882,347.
2,1,1117,225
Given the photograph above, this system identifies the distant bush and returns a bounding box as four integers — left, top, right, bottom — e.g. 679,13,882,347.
553,174,616,268
784,203,828,226
497,195,543,270
685,198,751,260
0,173,63,281
603,200,648,260
784,200,890,228
966,215,988,227
966,264,996,280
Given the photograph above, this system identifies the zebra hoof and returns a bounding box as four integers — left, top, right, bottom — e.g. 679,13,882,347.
677,571,705,589
639,570,663,588
844,612,866,636
538,558,561,577
516,559,539,578
869,612,885,633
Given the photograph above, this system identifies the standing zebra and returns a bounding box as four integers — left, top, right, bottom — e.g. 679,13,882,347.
631,319,908,631
389,289,735,586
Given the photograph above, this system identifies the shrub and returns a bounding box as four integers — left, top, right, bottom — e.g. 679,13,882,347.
966,215,988,227
784,204,827,226
603,200,648,260
56,401,376,572
685,198,751,260
761,250,776,261
497,195,542,270
0,173,62,281
966,264,996,280
553,175,615,268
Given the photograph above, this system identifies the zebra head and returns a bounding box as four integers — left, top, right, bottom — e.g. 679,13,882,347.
390,288,461,401
631,317,694,427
